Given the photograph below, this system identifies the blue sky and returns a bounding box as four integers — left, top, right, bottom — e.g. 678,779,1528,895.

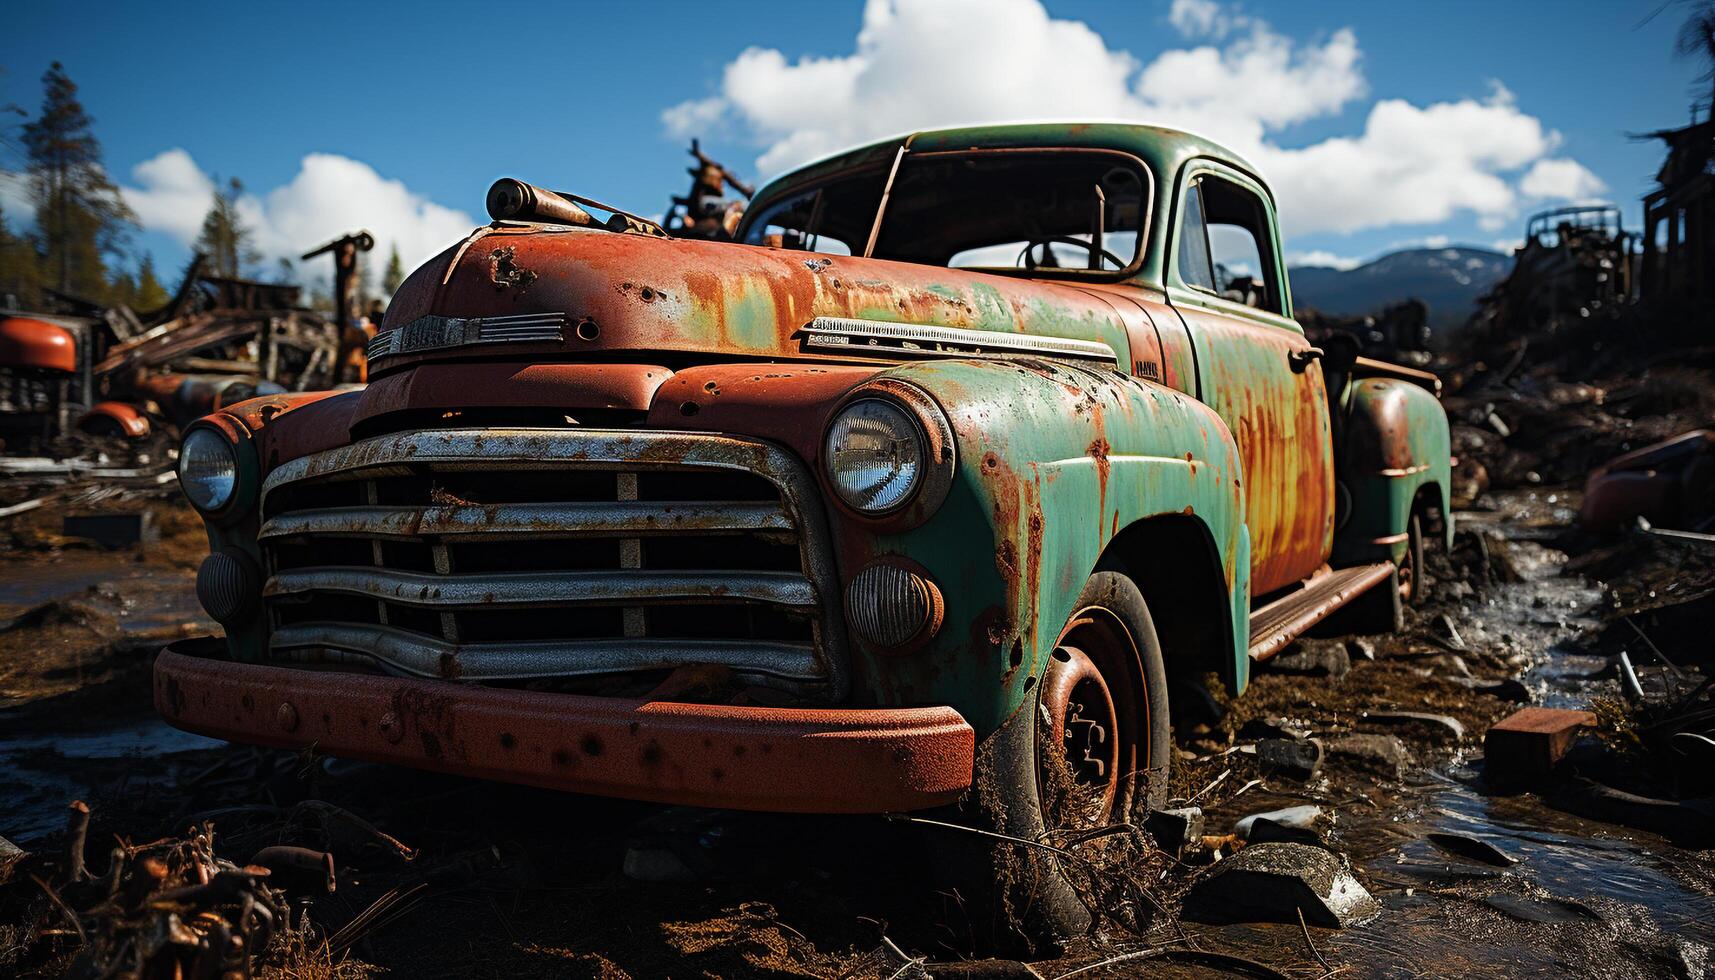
0,0,1700,283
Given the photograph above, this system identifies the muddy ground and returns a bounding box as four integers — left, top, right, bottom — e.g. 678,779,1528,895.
1,353,1712,978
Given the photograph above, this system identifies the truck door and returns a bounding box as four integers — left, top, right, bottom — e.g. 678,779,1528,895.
1165,164,1334,596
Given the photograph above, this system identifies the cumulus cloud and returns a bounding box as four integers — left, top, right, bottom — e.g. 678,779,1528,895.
1287,250,1362,271
122,149,216,243
119,149,474,288
1167,0,1234,39
663,0,1597,242
1519,157,1606,200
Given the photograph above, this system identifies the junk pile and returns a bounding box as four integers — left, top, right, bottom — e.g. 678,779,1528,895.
0,796,436,979
0,243,367,476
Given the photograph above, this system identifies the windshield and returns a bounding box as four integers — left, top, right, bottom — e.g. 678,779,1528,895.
741,150,1150,275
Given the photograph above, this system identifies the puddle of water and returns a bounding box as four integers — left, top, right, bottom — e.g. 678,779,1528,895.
1312,498,1715,974
0,555,208,637
0,713,224,844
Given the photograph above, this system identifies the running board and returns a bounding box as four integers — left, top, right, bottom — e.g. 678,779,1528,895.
1247,562,1395,661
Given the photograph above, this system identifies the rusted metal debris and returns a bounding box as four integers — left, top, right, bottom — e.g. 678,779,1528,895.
663,139,753,240
1579,429,1715,533
1468,206,1637,346
1,250,353,466
4,801,303,979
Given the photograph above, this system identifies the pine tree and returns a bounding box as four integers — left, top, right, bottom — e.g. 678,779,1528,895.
0,205,44,309
382,242,405,295
134,253,169,310
195,176,260,279
21,62,134,301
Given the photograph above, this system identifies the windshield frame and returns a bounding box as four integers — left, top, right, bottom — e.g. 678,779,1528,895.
738,145,1157,284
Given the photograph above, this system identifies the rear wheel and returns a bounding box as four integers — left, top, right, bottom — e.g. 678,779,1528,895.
932,570,1171,955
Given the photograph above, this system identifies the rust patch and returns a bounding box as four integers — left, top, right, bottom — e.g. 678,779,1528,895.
488,246,537,291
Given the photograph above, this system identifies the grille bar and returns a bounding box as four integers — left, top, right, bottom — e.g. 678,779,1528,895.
259,428,849,700
270,623,822,683
264,429,797,497
266,567,818,610
260,502,792,541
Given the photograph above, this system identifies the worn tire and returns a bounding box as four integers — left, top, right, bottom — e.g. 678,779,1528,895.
929,570,1171,956
1400,512,1427,606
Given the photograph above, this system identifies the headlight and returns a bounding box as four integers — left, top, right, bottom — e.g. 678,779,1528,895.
178,427,238,512
825,398,925,513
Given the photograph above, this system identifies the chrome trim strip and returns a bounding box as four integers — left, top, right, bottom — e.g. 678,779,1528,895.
367,312,566,363
266,429,791,496
798,315,1118,365
269,622,822,683
259,502,792,541
266,567,818,610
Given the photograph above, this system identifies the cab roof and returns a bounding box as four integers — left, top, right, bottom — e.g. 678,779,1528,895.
749,122,1268,209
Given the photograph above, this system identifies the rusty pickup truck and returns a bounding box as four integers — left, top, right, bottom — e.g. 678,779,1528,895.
158,123,1451,948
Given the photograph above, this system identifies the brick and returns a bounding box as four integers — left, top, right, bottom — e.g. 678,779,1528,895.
1483,707,1596,789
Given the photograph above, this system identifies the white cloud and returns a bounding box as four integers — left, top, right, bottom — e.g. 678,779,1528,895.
0,170,32,223
1287,249,1362,270
1168,0,1236,39
119,150,474,288
1519,157,1606,200
122,149,216,243
664,0,1595,243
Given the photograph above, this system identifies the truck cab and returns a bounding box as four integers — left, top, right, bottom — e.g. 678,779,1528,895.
158,123,1451,950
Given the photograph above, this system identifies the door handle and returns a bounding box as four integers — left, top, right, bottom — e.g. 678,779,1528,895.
1289,347,1325,373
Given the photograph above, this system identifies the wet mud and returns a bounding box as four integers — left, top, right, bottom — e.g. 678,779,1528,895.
0,483,1711,977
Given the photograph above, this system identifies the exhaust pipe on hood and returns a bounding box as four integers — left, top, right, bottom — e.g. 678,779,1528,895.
486,178,596,227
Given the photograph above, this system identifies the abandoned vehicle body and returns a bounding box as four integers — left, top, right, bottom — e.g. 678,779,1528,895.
157,124,1452,946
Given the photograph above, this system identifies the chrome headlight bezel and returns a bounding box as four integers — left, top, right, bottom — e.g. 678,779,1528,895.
177,422,256,522
821,380,956,525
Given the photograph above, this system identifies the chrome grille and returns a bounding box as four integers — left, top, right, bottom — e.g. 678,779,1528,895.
257,428,847,698
366,312,567,364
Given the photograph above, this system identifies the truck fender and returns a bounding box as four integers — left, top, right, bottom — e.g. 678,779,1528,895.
844,357,1249,738
1334,377,1453,565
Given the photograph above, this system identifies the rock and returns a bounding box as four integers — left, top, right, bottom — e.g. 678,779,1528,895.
1346,637,1378,661
1431,654,1473,678
1247,818,1326,848
622,845,697,882
1234,805,1322,839
1256,737,1323,781
1263,639,1350,679
1322,734,1413,779
1483,706,1595,789
1425,831,1516,866
1363,710,1467,743
1480,892,1602,924
929,960,1045,979
1182,842,1379,928
1449,676,1531,702
1544,777,1715,844
1145,807,1205,854
1430,613,1469,652
1238,717,1310,741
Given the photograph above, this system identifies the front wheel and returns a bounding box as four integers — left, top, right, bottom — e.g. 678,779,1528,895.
931,570,1171,955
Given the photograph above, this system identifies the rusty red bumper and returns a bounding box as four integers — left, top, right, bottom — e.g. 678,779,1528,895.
154,640,974,813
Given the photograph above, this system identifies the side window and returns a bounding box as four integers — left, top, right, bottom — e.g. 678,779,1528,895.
1198,176,1282,313
1177,180,1217,291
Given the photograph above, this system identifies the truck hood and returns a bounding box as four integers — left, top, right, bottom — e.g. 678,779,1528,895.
379,224,1133,374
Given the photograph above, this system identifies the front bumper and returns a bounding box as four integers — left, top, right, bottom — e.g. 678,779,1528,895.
153,638,974,813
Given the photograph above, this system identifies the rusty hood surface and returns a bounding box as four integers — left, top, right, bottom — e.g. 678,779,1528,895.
379,224,1134,373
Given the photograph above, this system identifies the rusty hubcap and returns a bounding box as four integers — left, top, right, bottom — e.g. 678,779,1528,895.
1039,643,1121,827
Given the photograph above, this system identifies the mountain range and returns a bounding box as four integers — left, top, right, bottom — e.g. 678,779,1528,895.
1288,246,1513,332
